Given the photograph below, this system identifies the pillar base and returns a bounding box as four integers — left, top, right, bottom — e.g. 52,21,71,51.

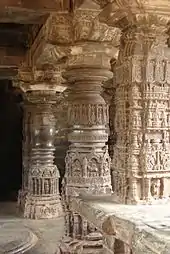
23,194,63,219
58,233,103,254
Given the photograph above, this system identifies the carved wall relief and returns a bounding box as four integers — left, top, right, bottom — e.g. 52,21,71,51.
112,26,170,204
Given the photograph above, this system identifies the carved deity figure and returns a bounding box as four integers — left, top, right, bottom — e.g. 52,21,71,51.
44,179,50,194
147,153,155,171
103,159,110,175
72,159,82,177
150,179,161,198
88,158,98,177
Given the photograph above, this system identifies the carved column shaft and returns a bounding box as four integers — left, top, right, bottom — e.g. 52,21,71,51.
23,90,63,219
61,43,113,245
16,65,66,219
113,19,170,204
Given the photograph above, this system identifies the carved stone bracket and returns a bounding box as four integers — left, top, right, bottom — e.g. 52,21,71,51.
28,8,121,68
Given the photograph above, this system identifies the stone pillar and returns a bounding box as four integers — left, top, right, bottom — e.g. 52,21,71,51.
17,66,65,219
59,42,113,252
23,89,63,219
112,17,170,204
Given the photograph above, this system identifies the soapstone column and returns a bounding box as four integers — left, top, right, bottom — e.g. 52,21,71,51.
17,66,65,219
60,42,113,253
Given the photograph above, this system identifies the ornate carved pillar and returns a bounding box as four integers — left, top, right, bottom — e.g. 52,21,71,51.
65,47,113,195
102,58,117,191
17,66,66,219
59,44,119,254
62,42,113,238
112,16,170,204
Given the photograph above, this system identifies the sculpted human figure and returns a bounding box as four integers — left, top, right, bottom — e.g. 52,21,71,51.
88,159,98,177
44,179,50,194
150,179,161,198
72,160,81,177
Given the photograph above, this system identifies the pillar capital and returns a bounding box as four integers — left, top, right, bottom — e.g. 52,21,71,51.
17,64,66,94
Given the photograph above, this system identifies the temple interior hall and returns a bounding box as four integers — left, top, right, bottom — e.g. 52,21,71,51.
1,1,170,254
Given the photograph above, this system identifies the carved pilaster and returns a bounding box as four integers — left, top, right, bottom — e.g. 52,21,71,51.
112,15,170,204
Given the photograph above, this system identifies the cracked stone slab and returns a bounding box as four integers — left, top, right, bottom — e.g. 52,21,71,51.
71,195,170,254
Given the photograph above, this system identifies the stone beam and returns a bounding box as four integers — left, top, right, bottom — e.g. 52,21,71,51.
0,0,70,12
71,196,170,254
28,12,120,67
99,0,170,28
0,47,25,68
0,68,18,79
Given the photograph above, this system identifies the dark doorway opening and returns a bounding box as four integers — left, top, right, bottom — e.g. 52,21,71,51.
0,80,23,201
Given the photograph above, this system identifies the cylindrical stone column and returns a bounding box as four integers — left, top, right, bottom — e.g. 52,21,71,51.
16,65,66,219
23,90,63,219
62,42,113,241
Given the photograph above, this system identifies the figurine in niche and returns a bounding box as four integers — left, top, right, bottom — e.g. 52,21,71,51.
87,222,96,234
150,178,161,199
72,159,82,177
44,179,50,194
161,111,167,127
88,158,98,177
73,214,80,238
103,159,110,175
147,153,155,171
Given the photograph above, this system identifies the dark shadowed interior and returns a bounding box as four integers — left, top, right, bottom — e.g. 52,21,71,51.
0,80,23,201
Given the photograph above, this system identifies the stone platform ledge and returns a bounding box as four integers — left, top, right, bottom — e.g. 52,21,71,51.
70,195,170,254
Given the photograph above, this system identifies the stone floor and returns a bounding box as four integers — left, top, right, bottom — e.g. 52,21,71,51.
0,202,65,254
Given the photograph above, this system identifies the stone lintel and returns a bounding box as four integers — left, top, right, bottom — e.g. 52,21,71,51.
71,196,170,254
28,11,121,66
99,0,170,29
0,46,25,68
0,0,71,13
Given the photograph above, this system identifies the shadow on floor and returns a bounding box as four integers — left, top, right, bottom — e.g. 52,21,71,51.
0,202,65,254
